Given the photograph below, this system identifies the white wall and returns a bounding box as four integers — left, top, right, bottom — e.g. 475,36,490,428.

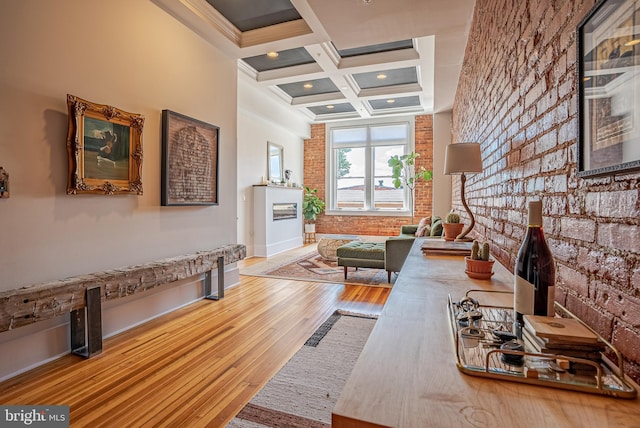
0,0,239,379
237,73,310,256
433,111,453,216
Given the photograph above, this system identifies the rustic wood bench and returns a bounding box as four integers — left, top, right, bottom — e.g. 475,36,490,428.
0,244,246,358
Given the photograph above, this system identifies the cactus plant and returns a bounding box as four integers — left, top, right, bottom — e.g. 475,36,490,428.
481,242,490,261
470,240,491,261
446,210,460,223
443,210,463,241
471,240,480,259
466,240,495,279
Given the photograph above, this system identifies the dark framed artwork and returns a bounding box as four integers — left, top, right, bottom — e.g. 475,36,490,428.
577,0,640,177
66,94,144,195
161,110,219,206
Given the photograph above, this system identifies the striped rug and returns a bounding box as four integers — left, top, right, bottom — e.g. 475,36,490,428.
226,311,377,427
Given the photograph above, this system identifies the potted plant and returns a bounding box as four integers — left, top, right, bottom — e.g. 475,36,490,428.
465,240,494,279
443,210,464,241
302,186,325,233
388,152,433,224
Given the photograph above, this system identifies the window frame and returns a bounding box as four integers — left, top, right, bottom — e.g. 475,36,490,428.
325,117,415,217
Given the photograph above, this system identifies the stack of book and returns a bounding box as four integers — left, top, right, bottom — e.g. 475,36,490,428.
420,240,472,256
522,315,605,374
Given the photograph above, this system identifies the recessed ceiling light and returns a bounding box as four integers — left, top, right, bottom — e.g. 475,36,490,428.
377,73,387,80
625,39,640,46
387,99,395,103
266,51,279,58
303,83,313,89
327,105,335,109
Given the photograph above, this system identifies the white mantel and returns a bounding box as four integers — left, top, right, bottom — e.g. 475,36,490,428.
253,185,303,257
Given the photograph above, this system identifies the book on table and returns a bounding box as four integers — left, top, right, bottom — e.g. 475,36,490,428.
522,315,604,363
523,315,602,344
420,240,472,256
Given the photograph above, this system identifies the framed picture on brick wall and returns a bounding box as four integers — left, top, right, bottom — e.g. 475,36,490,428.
577,0,640,177
161,110,219,206
66,94,144,195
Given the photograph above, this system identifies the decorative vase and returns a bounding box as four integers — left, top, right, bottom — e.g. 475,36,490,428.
443,223,464,241
464,256,495,279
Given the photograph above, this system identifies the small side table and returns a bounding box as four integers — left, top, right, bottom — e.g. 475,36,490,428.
304,231,316,244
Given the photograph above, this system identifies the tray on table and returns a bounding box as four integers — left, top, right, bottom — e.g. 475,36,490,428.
447,289,637,399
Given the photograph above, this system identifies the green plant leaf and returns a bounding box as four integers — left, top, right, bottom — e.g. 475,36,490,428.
387,151,432,191
302,186,325,222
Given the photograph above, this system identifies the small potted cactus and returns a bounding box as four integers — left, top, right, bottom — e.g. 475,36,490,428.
443,210,464,241
465,240,495,279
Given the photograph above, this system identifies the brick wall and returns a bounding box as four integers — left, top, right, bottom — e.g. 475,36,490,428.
453,0,640,381
303,115,434,236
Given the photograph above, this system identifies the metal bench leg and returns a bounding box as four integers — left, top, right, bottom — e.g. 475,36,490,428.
204,256,225,300
71,286,102,358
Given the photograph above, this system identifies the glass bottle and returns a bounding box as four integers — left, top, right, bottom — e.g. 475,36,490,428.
513,200,555,337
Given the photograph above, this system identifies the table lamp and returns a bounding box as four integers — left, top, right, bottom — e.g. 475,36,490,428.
444,143,483,241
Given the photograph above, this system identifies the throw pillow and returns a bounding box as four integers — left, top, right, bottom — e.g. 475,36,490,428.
430,219,443,236
415,217,431,237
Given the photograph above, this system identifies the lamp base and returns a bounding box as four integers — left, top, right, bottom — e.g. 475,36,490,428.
455,236,473,242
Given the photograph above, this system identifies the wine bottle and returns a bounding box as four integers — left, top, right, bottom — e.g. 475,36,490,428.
514,200,555,337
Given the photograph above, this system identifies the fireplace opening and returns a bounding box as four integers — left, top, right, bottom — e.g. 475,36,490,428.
273,203,297,221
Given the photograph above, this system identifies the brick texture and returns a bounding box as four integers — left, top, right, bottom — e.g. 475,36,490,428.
452,0,640,381
303,116,434,236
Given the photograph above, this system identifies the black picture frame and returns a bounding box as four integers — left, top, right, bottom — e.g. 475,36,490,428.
577,0,640,177
161,110,219,206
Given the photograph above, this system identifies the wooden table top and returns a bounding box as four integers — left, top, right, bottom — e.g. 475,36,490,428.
332,238,640,428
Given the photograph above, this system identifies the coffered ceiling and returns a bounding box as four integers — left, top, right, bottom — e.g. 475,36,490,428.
153,0,475,121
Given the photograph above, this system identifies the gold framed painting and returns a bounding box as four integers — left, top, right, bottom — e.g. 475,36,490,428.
66,94,144,195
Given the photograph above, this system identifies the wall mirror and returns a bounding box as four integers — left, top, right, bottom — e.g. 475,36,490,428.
268,142,284,183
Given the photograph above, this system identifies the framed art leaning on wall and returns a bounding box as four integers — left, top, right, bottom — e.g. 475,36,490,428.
66,94,144,195
161,110,219,206
577,0,640,177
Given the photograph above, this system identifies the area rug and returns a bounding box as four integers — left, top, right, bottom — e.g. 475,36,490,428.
242,249,392,287
226,310,377,428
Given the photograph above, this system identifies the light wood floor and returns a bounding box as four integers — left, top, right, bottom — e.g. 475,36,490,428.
0,254,390,427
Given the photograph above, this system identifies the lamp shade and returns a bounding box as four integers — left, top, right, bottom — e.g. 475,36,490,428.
444,143,483,175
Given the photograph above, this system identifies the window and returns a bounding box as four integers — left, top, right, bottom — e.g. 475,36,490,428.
328,120,412,214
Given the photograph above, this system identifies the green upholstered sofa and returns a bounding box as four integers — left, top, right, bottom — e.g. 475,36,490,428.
337,216,443,283
399,216,443,238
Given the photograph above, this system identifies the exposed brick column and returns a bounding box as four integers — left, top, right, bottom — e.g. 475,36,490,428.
303,123,326,203
414,115,434,220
